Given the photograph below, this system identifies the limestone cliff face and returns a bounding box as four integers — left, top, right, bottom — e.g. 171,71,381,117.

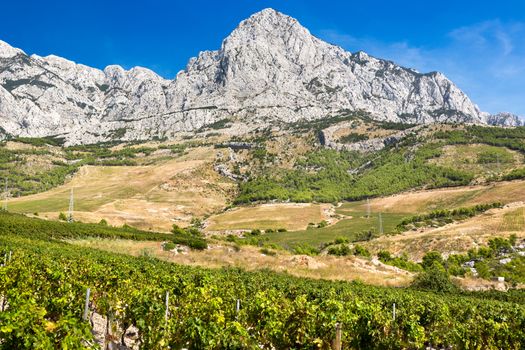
0,9,518,145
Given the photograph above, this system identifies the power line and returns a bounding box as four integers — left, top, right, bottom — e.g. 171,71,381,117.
68,188,74,222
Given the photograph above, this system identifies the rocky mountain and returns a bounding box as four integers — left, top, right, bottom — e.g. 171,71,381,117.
0,9,520,145
486,112,523,127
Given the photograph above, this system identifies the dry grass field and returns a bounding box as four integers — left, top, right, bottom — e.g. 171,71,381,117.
70,238,413,287
364,203,525,260
205,203,330,232
428,144,522,181
350,179,525,214
9,147,235,231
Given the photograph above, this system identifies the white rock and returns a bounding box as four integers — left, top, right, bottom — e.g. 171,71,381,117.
0,9,519,145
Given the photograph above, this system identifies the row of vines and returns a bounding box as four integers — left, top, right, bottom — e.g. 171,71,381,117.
1,234,525,349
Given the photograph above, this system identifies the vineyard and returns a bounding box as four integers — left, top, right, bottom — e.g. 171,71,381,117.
1,231,525,349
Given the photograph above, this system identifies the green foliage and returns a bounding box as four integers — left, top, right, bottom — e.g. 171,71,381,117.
339,133,368,143
327,244,351,256
397,202,502,231
503,167,525,181
435,125,525,153
259,248,277,256
2,234,525,348
476,148,513,164
11,136,64,147
334,236,349,244
190,217,203,228
422,251,445,270
0,211,176,242
442,236,525,284
412,262,457,293
58,212,67,221
237,140,474,204
291,244,320,256
353,244,371,257
249,229,262,236
378,121,417,130
163,242,177,251
317,220,328,228
378,251,423,273
169,223,207,250
200,118,231,130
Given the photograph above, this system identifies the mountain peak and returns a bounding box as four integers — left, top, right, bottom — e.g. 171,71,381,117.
246,8,291,23
227,8,307,41
0,8,506,145
0,40,25,58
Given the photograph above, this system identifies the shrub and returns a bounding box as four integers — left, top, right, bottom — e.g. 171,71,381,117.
411,262,457,293
378,250,392,261
184,239,208,251
171,224,186,235
190,217,202,228
260,248,276,256
250,229,262,236
422,251,445,270
327,244,351,256
58,212,67,221
334,236,349,244
292,244,320,256
163,242,177,251
353,244,371,258
317,220,328,228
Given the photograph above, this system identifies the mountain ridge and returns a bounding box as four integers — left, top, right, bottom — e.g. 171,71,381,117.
0,8,521,145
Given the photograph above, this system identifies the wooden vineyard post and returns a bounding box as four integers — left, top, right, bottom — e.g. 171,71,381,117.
332,322,342,350
83,288,91,321
236,299,240,320
393,303,396,321
165,291,170,321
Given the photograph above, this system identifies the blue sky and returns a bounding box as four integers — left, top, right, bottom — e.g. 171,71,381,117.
1,0,524,115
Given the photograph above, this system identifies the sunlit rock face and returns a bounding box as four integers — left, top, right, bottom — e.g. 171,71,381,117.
0,9,516,145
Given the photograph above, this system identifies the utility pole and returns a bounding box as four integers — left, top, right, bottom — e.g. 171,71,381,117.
366,198,371,219
68,188,74,223
378,213,383,235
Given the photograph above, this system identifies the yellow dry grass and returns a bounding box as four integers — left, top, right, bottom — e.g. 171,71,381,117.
10,147,235,231
364,203,525,260
205,203,329,231
357,180,525,215
70,238,412,287
428,144,523,181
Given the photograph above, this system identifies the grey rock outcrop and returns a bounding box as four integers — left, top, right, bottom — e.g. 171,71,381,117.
486,112,523,127
0,9,516,145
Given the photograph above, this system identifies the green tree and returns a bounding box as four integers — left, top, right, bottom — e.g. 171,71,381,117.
412,262,457,293
422,251,444,270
